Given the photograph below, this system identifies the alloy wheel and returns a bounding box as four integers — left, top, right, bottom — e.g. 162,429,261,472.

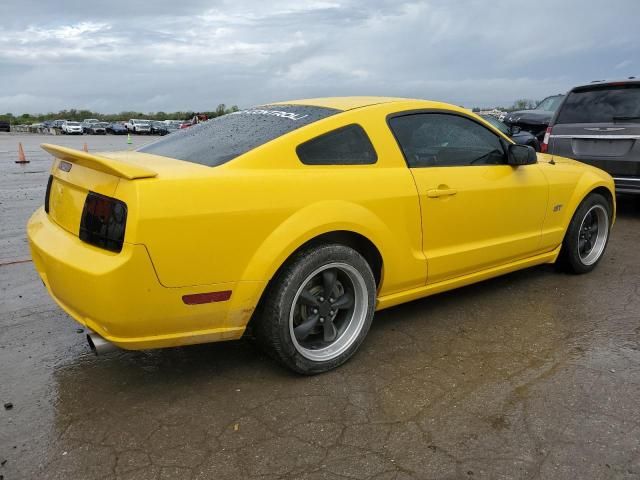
577,204,609,266
289,262,368,362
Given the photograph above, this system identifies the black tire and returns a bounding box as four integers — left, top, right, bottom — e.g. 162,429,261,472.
253,244,376,375
557,192,611,274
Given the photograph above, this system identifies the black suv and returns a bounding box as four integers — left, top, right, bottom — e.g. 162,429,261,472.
544,79,640,194
0,120,10,132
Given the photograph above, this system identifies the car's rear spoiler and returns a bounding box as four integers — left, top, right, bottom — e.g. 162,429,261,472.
41,143,157,180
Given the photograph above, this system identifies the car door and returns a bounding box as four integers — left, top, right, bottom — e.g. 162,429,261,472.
388,111,549,284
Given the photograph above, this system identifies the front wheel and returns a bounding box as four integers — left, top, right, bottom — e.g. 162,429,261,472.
557,192,611,274
253,244,376,374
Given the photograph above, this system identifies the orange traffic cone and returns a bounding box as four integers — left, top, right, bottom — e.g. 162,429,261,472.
16,143,29,164
83,142,88,152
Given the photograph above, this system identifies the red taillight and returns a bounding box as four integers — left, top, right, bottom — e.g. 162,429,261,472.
541,127,552,153
79,192,128,252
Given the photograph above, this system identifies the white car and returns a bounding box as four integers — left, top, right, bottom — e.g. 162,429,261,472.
61,121,83,135
126,119,151,134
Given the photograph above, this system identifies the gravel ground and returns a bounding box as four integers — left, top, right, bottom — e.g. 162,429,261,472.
1,132,639,480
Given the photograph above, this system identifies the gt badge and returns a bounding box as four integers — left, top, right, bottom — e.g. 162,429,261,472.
553,204,563,212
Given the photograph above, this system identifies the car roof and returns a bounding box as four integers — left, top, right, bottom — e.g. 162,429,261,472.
571,78,640,90
268,96,413,111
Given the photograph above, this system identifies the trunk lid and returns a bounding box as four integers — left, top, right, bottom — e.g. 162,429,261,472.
549,123,640,176
548,83,640,177
43,144,156,239
42,144,211,242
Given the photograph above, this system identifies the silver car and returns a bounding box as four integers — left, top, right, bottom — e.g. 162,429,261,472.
544,78,640,194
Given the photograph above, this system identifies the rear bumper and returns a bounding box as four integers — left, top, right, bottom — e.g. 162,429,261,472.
613,176,640,194
27,208,264,350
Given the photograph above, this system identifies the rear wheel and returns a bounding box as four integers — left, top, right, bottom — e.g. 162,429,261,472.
557,193,611,274
253,244,376,374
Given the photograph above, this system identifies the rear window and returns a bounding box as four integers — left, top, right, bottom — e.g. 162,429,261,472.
138,105,340,166
556,85,640,124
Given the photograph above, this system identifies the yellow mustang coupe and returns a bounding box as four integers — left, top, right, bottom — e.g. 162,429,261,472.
28,97,615,374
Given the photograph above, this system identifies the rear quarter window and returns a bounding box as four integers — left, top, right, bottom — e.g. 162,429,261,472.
138,105,340,166
296,124,377,165
556,85,640,124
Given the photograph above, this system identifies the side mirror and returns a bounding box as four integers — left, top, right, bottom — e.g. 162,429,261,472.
507,144,537,166
509,125,521,135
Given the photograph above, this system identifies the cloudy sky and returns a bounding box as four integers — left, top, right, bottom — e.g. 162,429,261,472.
1,0,638,114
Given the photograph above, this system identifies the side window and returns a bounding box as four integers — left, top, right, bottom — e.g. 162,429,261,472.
297,124,377,165
388,113,506,168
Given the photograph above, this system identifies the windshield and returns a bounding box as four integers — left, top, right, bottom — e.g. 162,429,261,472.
480,115,509,135
67,122,80,126
535,95,564,112
138,105,340,167
556,85,640,124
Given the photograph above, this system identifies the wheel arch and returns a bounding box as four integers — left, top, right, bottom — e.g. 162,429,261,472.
238,200,392,287
556,179,616,258
562,172,616,231
589,185,615,219
571,183,616,226
284,230,383,287
245,228,384,335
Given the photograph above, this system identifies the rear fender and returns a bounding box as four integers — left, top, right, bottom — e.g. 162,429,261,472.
239,200,394,290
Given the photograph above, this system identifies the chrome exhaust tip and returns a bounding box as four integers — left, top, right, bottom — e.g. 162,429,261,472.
87,332,118,355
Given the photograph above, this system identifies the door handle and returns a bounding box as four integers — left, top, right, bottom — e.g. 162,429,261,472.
426,188,458,198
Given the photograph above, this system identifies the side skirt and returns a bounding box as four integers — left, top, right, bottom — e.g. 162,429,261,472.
376,245,562,311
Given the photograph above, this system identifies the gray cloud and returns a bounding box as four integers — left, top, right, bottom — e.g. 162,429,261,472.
1,0,638,113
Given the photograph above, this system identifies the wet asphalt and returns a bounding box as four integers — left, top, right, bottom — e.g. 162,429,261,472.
1,133,639,480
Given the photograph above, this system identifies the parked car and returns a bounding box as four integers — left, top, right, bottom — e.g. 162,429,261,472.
61,121,83,135
0,120,10,132
151,121,181,135
126,119,151,134
106,122,127,135
150,121,169,136
29,97,615,374
86,122,108,135
81,119,100,133
504,94,565,141
544,78,640,194
52,120,67,130
481,115,540,151
179,114,208,129
165,121,182,133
